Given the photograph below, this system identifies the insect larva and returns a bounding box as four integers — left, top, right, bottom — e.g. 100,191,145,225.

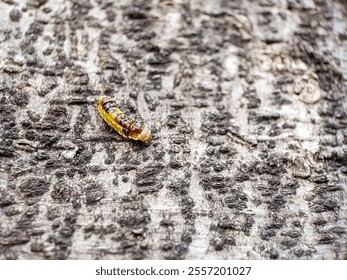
97,96,152,142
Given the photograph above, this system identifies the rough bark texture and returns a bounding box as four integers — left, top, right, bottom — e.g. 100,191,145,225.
0,0,346,260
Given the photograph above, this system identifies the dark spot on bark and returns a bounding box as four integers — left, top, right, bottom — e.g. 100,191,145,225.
85,182,104,204
51,180,72,203
9,9,22,22
18,177,49,199
260,228,276,241
0,192,16,207
310,198,339,213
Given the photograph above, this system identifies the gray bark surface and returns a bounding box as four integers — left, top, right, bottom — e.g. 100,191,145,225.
0,0,347,260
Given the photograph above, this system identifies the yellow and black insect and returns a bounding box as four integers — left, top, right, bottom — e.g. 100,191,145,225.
97,96,152,142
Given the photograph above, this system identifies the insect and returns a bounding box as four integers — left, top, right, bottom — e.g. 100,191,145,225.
97,95,152,142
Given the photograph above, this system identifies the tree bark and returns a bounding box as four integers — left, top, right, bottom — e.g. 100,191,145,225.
0,0,346,260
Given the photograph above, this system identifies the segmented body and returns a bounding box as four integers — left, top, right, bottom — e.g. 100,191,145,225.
97,96,152,142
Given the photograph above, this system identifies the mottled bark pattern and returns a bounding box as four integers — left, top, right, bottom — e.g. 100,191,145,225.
0,0,346,260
